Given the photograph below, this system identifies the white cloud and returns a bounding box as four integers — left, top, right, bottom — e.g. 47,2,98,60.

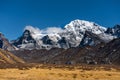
24,26,64,39
24,25,42,34
24,26,64,34
41,27,64,34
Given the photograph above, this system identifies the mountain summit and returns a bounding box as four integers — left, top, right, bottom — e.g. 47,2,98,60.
65,19,106,34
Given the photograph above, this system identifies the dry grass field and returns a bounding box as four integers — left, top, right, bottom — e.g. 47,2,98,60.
0,65,120,80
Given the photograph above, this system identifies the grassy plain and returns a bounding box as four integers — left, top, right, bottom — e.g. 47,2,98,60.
0,65,120,80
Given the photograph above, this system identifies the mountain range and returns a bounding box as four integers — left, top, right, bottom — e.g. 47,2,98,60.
7,19,119,50
0,19,120,65
12,38,120,65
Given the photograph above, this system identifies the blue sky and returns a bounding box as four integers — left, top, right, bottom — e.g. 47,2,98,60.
0,0,120,40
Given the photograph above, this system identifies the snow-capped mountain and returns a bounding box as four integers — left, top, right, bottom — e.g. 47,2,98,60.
11,19,120,50
60,19,107,47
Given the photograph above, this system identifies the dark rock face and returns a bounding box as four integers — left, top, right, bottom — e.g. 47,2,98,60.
0,40,3,48
22,30,36,44
105,28,114,34
113,25,120,37
58,37,70,49
80,31,104,47
105,24,120,37
12,30,36,49
41,35,54,45
13,30,36,46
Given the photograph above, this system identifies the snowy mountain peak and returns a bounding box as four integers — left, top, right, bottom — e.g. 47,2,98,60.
65,19,107,34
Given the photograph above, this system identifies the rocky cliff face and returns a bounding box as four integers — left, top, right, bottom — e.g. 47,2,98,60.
105,25,120,37
12,30,37,50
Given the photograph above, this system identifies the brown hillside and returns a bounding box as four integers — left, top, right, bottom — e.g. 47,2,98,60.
0,49,24,65
12,38,120,65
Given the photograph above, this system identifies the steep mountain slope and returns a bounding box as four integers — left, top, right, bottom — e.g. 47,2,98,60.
0,33,16,51
12,30,37,50
79,31,105,46
0,49,24,64
12,46,99,64
12,38,120,65
12,19,117,50
95,38,120,65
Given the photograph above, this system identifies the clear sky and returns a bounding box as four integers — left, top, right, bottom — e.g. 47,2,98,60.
0,0,120,40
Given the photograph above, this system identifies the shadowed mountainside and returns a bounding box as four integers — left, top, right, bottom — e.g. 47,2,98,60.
12,38,120,65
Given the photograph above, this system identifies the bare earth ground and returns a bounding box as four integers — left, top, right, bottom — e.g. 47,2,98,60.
0,65,120,80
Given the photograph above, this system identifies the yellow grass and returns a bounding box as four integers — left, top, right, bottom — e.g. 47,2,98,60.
0,67,120,80
0,49,24,64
